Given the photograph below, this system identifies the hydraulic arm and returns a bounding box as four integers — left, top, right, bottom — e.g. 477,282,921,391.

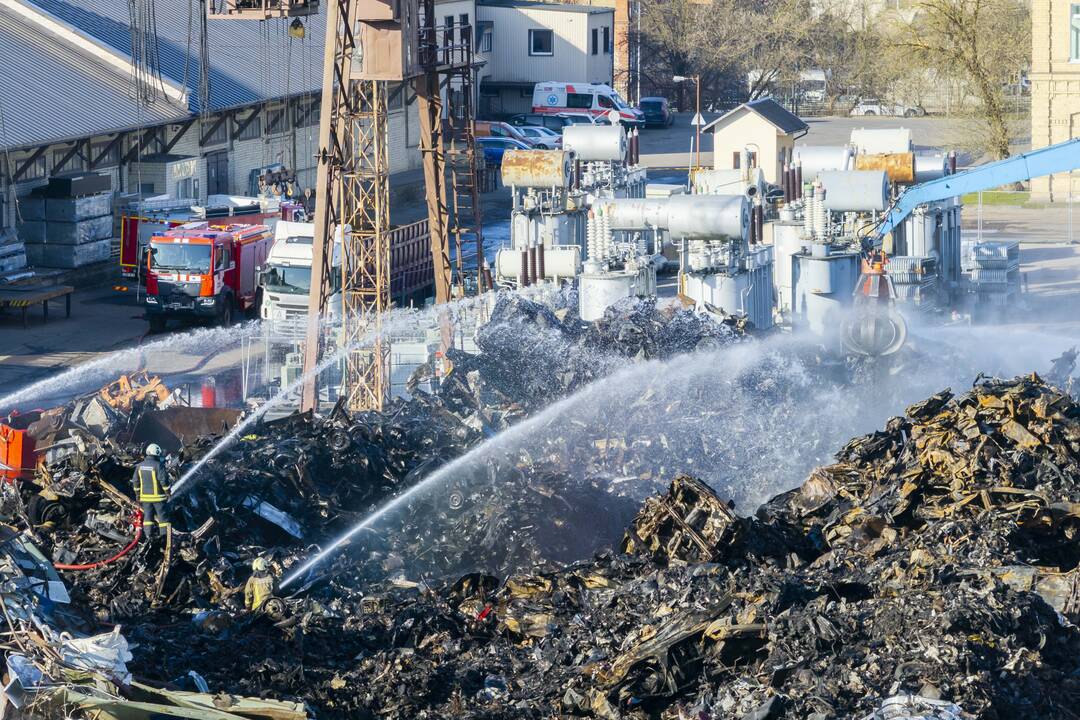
869,137,1080,248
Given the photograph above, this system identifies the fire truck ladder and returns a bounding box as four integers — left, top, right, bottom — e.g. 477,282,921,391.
442,24,485,294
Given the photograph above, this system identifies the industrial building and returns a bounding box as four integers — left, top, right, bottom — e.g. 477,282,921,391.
0,0,492,237
477,0,616,116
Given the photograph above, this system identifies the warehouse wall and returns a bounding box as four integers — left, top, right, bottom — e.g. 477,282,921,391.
1,87,427,236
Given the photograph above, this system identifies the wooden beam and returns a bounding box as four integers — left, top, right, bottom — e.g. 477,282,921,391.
265,106,286,135
231,108,261,140
12,147,47,182
199,113,231,147
121,128,161,165
291,98,320,129
162,118,196,154
50,144,81,175
89,133,124,169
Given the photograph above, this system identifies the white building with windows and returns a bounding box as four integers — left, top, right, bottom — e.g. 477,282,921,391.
476,0,615,116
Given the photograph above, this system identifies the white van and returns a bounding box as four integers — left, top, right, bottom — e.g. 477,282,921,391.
532,82,644,127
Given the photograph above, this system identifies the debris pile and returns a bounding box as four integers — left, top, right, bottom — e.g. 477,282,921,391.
432,294,746,423
8,294,1080,718
99,375,1080,718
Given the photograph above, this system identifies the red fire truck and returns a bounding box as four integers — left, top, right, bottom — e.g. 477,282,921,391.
144,222,273,332
119,198,304,279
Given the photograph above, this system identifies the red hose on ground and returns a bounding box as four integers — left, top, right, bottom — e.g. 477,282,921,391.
53,509,144,571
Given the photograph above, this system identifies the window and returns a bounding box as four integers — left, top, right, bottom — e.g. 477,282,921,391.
732,151,758,169
478,21,493,53
203,117,228,146
266,107,286,134
591,28,598,56
529,29,553,56
19,155,46,181
598,95,615,109
1072,4,1080,61
567,92,592,109
216,243,231,271
388,82,406,111
52,147,85,174
459,13,470,46
90,140,121,167
291,102,319,128
603,26,611,53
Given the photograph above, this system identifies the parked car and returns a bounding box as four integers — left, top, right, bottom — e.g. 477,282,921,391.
474,120,535,146
477,137,532,167
638,97,673,127
850,99,924,118
514,125,562,149
509,112,597,134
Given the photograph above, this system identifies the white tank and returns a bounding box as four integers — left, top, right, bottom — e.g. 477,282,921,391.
495,245,582,283
850,127,912,155
793,145,853,179
501,150,574,188
595,196,747,239
914,153,947,184
563,124,627,162
579,270,640,322
771,221,805,314
818,170,889,212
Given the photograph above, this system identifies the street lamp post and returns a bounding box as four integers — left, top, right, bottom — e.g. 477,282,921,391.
673,74,702,170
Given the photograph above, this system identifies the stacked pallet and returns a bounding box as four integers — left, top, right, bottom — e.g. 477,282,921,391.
0,227,27,276
967,240,1020,308
18,174,113,269
889,255,939,310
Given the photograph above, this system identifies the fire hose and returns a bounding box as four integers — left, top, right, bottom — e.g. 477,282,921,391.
53,509,144,571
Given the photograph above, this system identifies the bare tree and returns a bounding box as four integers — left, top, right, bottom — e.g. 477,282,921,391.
637,0,817,109
893,0,1029,159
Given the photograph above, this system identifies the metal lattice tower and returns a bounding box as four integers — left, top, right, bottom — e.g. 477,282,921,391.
444,22,485,293
297,0,482,412
301,0,395,412
338,81,391,411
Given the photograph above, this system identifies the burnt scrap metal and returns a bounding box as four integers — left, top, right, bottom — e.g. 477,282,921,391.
6,296,1080,717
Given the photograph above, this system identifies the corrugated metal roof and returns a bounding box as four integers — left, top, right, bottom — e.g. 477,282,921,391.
26,0,324,114
0,3,187,151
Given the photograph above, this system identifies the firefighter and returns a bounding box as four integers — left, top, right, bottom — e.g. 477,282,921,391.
132,444,170,540
245,557,275,612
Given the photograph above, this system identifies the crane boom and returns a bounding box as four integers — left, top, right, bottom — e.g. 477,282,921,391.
871,137,1080,246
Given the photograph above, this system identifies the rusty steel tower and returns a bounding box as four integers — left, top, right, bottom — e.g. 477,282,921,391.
213,0,483,413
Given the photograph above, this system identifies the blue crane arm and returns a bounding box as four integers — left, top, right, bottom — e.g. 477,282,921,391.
871,137,1080,246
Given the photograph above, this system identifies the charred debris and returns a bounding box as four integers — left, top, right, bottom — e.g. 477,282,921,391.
0,299,1079,718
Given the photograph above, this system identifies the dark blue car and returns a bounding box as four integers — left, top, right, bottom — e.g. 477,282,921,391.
477,137,532,167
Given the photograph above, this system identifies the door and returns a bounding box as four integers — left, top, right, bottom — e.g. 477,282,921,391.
206,150,229,196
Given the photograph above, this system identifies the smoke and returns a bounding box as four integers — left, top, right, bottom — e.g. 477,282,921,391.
298,320,1080,582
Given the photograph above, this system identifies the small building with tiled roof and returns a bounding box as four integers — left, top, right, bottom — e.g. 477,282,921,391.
703,98,809,185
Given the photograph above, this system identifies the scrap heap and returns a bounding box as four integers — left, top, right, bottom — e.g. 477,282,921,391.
7,296,1080,718
430,294,746,425
117,375,1080,718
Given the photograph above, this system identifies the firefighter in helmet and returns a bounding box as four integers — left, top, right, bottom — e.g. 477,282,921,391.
245,557,275,612
132,443,171,540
